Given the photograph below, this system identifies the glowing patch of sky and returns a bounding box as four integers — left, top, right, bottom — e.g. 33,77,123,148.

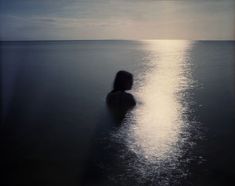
0,0,234,40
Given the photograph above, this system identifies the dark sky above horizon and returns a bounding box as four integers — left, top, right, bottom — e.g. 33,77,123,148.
0,0,234,40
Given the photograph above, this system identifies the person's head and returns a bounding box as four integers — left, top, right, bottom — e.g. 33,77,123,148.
113,70,133,91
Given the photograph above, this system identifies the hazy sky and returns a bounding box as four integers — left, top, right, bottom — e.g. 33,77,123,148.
0,0,234,40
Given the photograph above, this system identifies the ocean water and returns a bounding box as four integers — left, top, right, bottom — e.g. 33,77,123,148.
1,40,235,186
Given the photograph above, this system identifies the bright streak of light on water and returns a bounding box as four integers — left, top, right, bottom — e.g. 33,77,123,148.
113,40,198,184
129,40,194,161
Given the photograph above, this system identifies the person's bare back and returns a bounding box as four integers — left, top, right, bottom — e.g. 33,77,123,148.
106,71,136,122
106,90,136,110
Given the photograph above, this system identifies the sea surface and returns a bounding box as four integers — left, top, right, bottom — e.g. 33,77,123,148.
1,40,235,186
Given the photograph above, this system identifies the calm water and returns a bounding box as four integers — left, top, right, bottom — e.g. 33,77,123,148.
1,40,235,186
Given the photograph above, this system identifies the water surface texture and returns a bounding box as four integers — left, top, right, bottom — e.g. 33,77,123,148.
1,40,235,186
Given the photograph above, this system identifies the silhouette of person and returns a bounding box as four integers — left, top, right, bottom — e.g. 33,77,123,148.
106,70,136,122
81,71,136,185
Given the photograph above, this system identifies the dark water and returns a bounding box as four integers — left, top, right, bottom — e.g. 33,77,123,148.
1,40,235,186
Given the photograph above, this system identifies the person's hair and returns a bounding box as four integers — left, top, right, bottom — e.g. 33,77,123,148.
113,70,133,91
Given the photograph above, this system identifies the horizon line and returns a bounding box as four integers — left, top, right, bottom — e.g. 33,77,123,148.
1,39,235,42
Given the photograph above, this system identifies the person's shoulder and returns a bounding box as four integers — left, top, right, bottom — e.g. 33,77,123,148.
124,92,134,98
108,91,134,100
106,91,121,104
106,91,121,99
123,92,136,106
106,91,136,106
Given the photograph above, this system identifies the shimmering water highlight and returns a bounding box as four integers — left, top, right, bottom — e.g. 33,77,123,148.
113,40,197,184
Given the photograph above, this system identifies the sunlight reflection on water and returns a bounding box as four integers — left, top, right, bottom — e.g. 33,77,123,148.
113,40,198,184
130,40,194,161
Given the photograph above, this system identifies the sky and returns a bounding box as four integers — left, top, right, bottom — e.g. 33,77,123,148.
0,0,234,40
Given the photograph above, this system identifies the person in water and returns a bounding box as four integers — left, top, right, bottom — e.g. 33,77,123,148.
106,70,136,121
